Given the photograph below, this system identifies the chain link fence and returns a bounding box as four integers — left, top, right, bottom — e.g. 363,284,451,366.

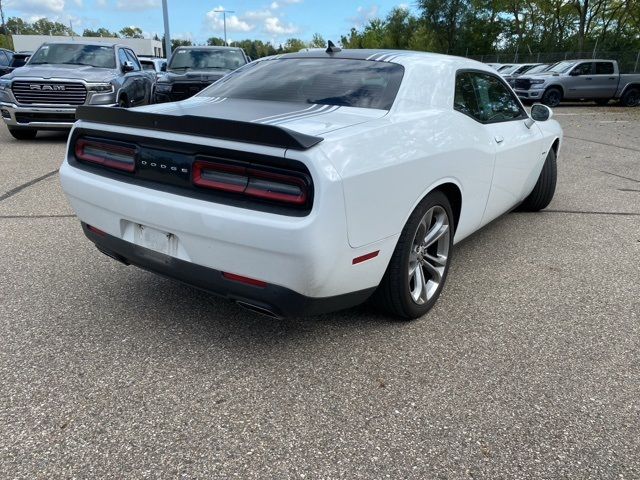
467,51,640,73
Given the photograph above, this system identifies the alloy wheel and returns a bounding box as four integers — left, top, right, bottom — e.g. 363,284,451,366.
408,205,451,305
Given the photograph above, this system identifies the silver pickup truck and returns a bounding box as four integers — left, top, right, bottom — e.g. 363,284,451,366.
0,41,155,140
514,59,640,107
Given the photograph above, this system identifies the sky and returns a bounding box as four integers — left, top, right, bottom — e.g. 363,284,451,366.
4,0,415,46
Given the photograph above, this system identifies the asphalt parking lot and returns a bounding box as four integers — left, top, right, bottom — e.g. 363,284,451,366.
1,105,639,479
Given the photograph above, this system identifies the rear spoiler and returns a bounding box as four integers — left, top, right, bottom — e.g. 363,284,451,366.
75,106,324,151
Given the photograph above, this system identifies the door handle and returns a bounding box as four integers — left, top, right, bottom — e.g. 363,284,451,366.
608,77,615,80
495,135,504,144
585,77,593,80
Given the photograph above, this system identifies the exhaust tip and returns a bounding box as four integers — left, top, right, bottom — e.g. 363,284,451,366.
235,300,282,319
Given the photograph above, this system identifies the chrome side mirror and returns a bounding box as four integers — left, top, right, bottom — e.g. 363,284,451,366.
122,60,135,73
531,103,553,121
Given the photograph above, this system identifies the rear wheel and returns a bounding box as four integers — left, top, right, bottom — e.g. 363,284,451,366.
541,87,562,107
519,149,557,211
8,127,37,140
620,88,640,107
373,191,454,319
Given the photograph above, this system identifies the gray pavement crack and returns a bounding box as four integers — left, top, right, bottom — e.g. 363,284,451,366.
0,170,59,202
600,170,640,184
0,214,75,219
542,209,640,217
564,135,640,153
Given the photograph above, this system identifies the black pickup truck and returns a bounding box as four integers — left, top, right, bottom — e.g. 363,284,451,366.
154,46,249,102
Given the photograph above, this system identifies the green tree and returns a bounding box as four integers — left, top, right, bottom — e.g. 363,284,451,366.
282,38,306,53
207,36,226,46
83,27,119,38
308,33,326,48
119,26,143,39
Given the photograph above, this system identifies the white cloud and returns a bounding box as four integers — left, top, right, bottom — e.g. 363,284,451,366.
244,9,273,20
5,0,66,13
264,16,298,35
205,7,254,33
348,5,380,28
114,0,160,11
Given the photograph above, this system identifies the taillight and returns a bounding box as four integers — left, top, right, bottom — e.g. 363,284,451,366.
193,159,309,206
75,138,137,173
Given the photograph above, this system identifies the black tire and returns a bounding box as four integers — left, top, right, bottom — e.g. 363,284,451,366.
620,88,640,107
519,148,557,211
118,96,129,108
595,98,610,106
541,87,562,107
8,127,37,140
372,190,454,320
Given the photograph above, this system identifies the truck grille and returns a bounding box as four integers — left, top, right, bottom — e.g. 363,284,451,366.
12,81,87,105
514,78,532,90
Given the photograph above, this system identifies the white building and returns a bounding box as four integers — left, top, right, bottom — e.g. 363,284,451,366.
12,35,164,57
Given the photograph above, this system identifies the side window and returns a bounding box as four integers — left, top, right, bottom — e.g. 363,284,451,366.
454,73,481,121
125,50,141,71
0,52,9,66
118,49,129,69
470,73,526,123
595,62,614,75
572,62,593,75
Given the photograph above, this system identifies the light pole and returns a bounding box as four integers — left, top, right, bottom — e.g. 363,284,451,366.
213,9,234,46
162,0,171,57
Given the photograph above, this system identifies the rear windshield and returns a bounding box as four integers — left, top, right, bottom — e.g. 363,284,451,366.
201,58,404,110
169,48,246,71
29,44,115,69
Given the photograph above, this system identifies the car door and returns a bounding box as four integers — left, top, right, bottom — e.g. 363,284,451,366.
117,48,135,106
465,71,546,225
124,49,146,105
564,62,594,99
593,61,618,98
0,51,10,76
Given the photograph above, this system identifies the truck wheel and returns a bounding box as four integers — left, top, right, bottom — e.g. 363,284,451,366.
542,88,562,107
118,96,129,108
519,149,557,212
620,88,640,107
372,190,454,320
8,127,37,140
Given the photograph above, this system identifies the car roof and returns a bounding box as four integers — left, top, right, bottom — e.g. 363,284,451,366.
260,49,489,71
173,46,243,51
41,40,118,47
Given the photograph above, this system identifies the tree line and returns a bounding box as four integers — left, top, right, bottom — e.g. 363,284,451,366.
2,1,639,56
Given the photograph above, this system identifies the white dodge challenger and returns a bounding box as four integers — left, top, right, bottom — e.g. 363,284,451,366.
60,48,562,319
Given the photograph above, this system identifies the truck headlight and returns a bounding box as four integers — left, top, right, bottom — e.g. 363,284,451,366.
0,79,11,91
156,83,172,93
87,83,115,93
530,79,546,88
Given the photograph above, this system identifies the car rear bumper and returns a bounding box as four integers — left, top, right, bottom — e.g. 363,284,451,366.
0,102,117,129
82,222,376,318
59,160,395,306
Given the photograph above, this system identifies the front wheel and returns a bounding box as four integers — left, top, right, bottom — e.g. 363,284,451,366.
373,191,454,319
519,149,557,211
541,88,562,107
8,127,37,140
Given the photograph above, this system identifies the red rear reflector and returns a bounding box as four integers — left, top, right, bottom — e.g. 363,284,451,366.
75,138,137,172
222,272,267,288
352,250,379,265
87,224,106,236
192,160,309,206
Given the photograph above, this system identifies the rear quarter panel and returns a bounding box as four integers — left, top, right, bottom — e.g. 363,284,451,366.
317,109,496,248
